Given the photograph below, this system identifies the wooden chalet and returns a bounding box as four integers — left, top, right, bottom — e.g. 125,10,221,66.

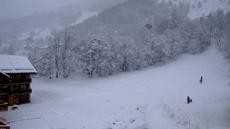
0,55,37,108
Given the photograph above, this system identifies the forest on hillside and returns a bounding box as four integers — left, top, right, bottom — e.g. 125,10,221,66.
1,0,230,78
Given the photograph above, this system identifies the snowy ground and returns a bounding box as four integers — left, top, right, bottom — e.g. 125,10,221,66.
1,46,230,129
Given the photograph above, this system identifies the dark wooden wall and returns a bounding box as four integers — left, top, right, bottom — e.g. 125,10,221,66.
0,73,32,106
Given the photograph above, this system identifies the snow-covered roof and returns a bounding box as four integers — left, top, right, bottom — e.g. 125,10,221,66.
0,55,37,74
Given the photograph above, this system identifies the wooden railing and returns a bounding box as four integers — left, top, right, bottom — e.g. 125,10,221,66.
0,87,9,94
0,89,32,95
0,120,10,129
0,125,10,129
0,78,32,84
0,88,32,96
15,89,32,94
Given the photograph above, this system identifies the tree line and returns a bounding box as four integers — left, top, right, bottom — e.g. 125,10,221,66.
27,0,230,78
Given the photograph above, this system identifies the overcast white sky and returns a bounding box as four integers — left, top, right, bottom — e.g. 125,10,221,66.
0,0,91,19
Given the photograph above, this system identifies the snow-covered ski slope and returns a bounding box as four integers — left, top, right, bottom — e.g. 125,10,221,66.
1,46,230,129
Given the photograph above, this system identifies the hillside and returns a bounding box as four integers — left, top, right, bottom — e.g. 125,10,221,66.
26,0,230,78
0,0,229,40
163,0,230,18
0,0,229,57
1,46,229,129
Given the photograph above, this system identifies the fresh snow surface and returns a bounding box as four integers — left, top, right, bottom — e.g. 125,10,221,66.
1,46,230,129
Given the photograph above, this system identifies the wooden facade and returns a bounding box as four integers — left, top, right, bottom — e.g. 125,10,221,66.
0,73,32,106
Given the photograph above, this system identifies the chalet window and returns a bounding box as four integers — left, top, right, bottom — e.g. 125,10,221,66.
13,95,17,101
13,85,19,91
0,85,8,94
21,84,27,90
0,74,3,81
0,96,7,102
21,74,25,79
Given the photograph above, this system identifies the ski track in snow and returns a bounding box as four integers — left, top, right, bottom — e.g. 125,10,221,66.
1,46,230,129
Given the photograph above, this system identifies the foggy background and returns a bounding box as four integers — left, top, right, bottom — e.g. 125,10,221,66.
0,0,125,19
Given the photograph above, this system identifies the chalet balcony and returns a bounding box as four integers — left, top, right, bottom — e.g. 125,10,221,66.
18,88,32,94
0,86,9,92
0,78,32,84
0,89,10,94
0,89,32,96
9,88,32,95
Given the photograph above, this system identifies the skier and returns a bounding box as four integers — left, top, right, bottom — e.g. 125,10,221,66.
199,76,203,84
187,96,192,104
